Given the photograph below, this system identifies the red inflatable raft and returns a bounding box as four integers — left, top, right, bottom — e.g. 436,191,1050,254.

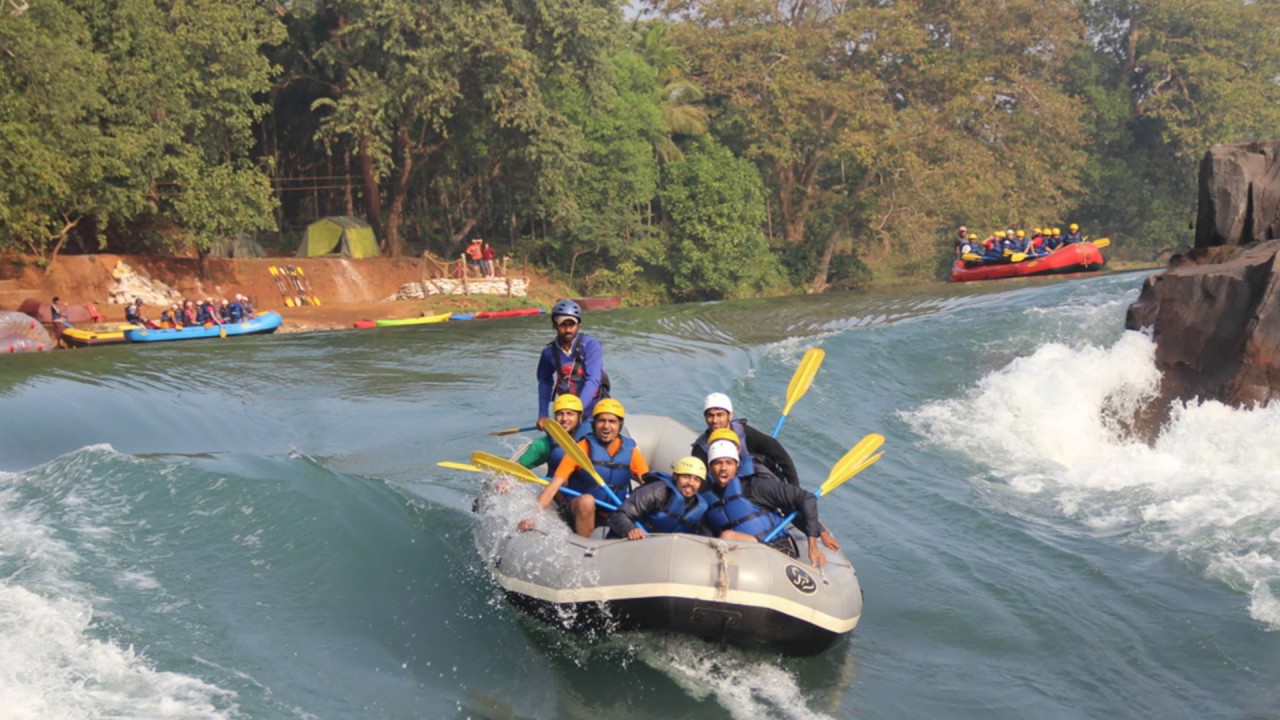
950,242,1105,282
474,307,545,319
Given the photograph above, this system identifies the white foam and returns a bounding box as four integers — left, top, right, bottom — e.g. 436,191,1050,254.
0,586,236,719
635,635,835,720
1,465,238,718
906,329,1280,629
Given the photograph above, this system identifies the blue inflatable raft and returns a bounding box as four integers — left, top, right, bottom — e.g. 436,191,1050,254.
125,312,283,343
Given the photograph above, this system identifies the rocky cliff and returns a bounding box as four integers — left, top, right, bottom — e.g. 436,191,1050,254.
1125,141,1280,417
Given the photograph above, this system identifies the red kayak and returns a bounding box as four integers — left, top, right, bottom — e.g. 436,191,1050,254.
474,307,545,319
950,242,1105,282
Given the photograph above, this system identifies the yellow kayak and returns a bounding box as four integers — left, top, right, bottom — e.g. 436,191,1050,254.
374,312,453,328
62,323,141,347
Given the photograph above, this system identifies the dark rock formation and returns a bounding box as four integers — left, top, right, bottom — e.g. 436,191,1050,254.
1195,143,1280,249
1125,141,1280,419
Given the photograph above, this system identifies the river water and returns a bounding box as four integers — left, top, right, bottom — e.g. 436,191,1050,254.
3,270,1278,719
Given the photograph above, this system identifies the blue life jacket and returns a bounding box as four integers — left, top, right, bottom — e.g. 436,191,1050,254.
228,302,245,323
645,473,707,534
547,333,611,400
568,434,635,504
701,476,783,540
546,423,590,476
693,418,757,477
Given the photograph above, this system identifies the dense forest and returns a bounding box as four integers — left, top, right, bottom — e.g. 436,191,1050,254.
3,0,1279,299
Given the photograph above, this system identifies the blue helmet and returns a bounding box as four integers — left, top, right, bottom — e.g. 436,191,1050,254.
551,299,582,321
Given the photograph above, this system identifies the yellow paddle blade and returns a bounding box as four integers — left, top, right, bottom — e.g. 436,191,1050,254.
470,451,549,486
437,461,482,472
1091,237,1111,248
268,266,278,276
1010,252,1027,263
545,420,606,488
961,253,981,262
823,433,884,488
781,348,824,416
820,452,882,496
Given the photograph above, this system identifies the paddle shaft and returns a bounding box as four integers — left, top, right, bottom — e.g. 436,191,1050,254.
462,455,620,511
760,435,884,543
489,425,537,436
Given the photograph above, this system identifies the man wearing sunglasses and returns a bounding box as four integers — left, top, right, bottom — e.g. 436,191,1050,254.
536,299,610,429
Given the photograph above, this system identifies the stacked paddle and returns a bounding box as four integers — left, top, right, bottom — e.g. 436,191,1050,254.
268,266,320,306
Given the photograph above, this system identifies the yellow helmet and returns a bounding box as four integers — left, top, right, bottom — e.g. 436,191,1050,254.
552,394,583,414
708,428,742,446
1016,229,1025,238
593,398,625,418
672,456,707,480
1053,227,1061,235
1069,223,1079,231
1032,227,1042,235
968,233,978,240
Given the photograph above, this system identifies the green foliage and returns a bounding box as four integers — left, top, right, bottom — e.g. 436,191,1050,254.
0,1,106,254
293,0,620,256
655,0,1090,287
659,137,779,299
0,0,282,262
6,0,1280,292
541,50,667,281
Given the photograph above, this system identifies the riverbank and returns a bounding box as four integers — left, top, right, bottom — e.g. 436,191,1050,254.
1,254,574,336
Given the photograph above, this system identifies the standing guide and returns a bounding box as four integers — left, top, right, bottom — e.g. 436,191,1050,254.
536,299,610,427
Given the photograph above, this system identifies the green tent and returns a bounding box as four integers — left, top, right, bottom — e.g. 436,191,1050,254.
298,216,380,258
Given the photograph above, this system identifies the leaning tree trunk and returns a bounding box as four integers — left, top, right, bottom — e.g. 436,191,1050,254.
357,136,384,249
43,215,81,274
808,230,840,293
197,247,211,280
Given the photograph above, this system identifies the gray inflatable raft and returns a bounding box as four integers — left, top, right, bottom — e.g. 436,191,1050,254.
475,414,863,655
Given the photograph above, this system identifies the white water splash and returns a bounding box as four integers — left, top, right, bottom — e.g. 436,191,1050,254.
905,328,1280,629
635,635,836,720
0,469,238,719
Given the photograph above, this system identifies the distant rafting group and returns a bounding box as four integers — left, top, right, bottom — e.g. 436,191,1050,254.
956,223,1086,264
127,294,257,329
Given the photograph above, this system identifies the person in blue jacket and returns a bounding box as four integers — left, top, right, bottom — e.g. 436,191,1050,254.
536,299,610,428
699,440,839,568
607,456,709,540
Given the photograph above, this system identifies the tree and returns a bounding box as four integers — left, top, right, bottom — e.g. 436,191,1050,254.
1070,0,1280,256
0,1,108,266
634,20,709,162
299,0,619,257
545,50,667,290
0,0,283,270
660,137,777,299
649,0,1089,287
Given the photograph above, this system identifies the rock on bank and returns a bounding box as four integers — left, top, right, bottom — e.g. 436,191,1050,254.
1125,141,1280,413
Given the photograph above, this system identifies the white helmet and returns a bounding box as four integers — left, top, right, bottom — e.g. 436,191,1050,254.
703,392,734,414
707,440,739,463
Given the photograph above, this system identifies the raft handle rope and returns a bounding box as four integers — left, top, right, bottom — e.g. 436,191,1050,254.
711,539,742,600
